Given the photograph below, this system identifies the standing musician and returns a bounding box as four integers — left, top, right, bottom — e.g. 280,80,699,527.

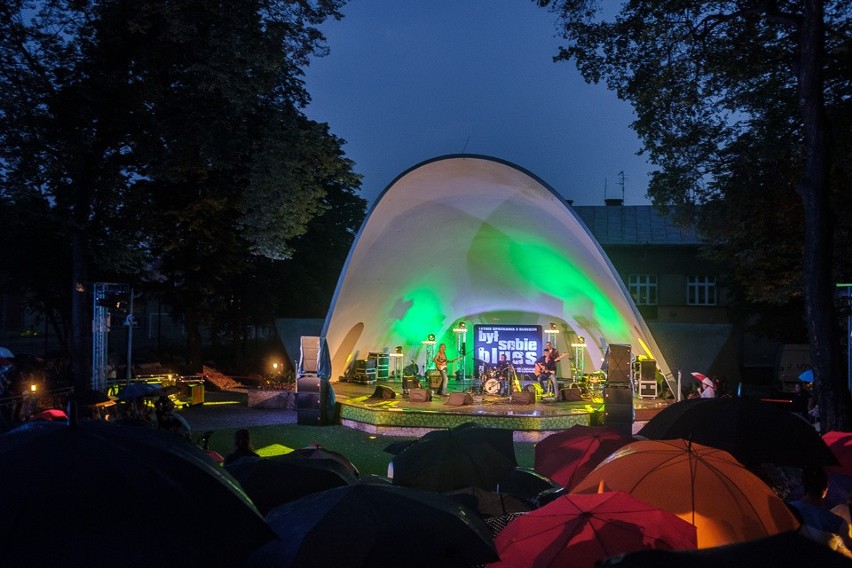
432,343,458,396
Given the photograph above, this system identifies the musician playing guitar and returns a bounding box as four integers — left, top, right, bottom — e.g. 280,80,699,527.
432,343,459,396
534,341,566,396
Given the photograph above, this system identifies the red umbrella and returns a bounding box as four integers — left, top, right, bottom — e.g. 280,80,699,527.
486,491,697,568
534,425,632,490
823,431,852,476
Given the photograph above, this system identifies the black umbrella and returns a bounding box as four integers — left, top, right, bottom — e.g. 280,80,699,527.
0,420,274,567
391,424,517,492
247,484,499,568
225,455,357,515
116,382,164,401
598,531,850,568
288,443,360,476
444,486,532,519
636,397,837,467
497,467,561,501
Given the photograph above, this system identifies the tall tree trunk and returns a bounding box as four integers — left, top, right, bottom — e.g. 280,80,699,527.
798,0,851,431
185,309,203,375
70,226,89,391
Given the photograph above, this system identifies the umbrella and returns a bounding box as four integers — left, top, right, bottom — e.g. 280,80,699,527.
799,369,814,383
0,346,13,358
444,486,532,519
391,424,517,492
289,442,360,476
116,382,164,401
597,531,850,568
0,420,274,566
74,388,113,406
225,455,357,515
28,408,68,422
636,397,837,467
534,424,633,489
496,467,561,501
690,371,713,387
571,439,800,548
247,484,499,568
824,431,852,476
487,491,697,568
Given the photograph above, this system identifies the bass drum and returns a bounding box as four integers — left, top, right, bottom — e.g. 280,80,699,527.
483,378,501,395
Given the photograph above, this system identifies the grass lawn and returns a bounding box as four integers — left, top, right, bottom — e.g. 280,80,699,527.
206,424,537,477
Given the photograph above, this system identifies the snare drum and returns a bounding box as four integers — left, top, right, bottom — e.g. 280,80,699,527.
484,378,501,395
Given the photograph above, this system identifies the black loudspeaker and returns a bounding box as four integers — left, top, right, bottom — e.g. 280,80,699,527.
427,370,443,389
606,344,632,386
296,377,335,426
370,385,396,400
402,376,420,392
640,359,657,382
409,388,432,402
559,387,583,402
511,391,535,404
604,386,633,436
445,392,473,406
297,376,321,393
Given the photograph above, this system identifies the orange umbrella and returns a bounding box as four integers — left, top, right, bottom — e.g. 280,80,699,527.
571,439,800,548
534,424,632,490
487,490,697,568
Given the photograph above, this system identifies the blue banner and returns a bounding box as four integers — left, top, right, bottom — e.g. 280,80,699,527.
474,324,542,374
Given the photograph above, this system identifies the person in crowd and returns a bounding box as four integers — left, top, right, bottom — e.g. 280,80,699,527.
432,343,457,396
788,466,852,557
535,349,559,397
699,378,716,398
790,381,815,422
224,428,260,465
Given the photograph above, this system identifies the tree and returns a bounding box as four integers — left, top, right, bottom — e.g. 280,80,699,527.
0,1,362,385
538,0,852,430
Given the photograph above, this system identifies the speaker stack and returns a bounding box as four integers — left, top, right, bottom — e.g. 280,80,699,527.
604,344,633,436
296,376,322,425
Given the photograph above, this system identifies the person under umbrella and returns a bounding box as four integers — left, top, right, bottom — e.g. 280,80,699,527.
487,490,697,568
0,419,275,566
247,484,499,568
571,439,801,548
224,428,260,465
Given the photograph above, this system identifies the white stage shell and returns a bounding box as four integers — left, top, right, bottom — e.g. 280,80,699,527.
322,155,670,382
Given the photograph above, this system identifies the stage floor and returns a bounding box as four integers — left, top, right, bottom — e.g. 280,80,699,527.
331,378,673,442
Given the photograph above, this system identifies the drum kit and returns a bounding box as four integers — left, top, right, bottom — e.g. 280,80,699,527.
474,361,516,397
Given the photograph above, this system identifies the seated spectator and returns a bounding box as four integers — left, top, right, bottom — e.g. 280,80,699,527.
224,428,260,465
788,466,852,557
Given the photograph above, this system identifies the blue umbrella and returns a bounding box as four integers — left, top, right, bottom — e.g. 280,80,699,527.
799,369,814,382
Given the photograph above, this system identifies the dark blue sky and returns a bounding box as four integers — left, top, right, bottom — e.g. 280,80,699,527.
303,0,653,206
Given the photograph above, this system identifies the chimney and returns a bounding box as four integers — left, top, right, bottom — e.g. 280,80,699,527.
604,198,623,206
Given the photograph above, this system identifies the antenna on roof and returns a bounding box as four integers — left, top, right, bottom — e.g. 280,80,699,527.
603,177,608,200
461,136,470,154
618,171,626,203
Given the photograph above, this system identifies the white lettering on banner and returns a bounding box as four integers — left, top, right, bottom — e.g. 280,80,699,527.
474,324,543,374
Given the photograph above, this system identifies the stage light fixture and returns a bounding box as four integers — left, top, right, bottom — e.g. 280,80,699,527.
544,322,559,334
452,321,467,333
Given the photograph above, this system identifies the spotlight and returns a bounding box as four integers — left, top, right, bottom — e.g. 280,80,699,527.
544,322,559,334
427,333,435,342
453,322,467,333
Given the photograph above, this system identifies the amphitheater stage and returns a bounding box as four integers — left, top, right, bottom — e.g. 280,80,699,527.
330,378,673,442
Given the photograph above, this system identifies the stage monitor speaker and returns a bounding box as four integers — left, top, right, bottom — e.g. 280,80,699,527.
402,376,421,392
559,387,583,402
445,392,473,406
408,388,432,402
605,344,632,386
370,385,396,400
511,391,535,404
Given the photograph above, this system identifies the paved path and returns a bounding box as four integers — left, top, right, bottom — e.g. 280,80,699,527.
176,389,296,433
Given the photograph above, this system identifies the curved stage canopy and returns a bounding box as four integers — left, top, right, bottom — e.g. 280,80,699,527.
322,155,670,381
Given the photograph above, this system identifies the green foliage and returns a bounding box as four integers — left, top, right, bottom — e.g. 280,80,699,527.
0,1,364,378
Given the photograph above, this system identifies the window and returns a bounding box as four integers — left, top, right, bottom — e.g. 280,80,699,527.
688,275,717,305
628,274,657,305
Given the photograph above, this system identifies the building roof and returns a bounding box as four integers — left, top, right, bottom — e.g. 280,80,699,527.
572,204,701,246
